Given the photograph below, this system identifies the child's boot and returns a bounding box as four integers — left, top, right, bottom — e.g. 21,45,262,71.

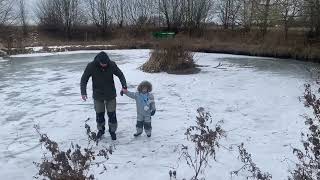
144,121,152,138
134,121,143,137
134,132,142,137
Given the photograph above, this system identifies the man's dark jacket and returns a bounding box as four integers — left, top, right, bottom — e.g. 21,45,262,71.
80,52,127,100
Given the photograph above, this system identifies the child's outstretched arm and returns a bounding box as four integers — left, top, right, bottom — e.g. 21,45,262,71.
124,90,137,99
150,94,156,116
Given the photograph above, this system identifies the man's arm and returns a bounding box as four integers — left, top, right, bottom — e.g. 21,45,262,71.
80,64,92,98
113,63,127,89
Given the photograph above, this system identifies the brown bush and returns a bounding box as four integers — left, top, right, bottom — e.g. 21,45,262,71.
33,120,112,180
141,40,200,74
178,108,226,180
231,143,272,180
289,84,320,180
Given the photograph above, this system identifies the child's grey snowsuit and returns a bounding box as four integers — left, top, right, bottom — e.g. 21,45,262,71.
126,91,156,135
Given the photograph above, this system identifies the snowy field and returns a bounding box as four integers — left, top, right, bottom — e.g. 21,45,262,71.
0,50,318,179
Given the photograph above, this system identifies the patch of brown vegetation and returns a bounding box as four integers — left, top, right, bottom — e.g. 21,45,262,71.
141,40,200,74
3,26,320,62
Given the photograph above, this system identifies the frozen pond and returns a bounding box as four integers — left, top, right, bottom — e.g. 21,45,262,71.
0,50,318,179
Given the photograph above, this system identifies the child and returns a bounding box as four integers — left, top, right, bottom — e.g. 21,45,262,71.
122,81,156,137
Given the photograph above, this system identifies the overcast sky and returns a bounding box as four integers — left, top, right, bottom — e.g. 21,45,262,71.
25,0,36,12
21,0,37,24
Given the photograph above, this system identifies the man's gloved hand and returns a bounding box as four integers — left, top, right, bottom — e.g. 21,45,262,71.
120,87,128,96
81,95,88,101
151,110,156,116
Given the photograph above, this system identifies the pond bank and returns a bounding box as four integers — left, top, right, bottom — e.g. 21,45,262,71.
4,39,320,63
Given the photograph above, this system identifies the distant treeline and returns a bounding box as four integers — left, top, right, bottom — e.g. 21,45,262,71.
0,0,319,40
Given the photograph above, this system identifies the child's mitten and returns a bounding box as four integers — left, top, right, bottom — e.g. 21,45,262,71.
151,110,156,116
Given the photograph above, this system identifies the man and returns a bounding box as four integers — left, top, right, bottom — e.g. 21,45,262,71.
80,51,127,140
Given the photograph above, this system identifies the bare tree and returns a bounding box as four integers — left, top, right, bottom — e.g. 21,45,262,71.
0,0,16,26
112,0,127,28
127,0,156,27
36,0,64,31
260,0,271,36
248,0,277,37
238,0,259,31
218,0,242,29
88,0,112,34
36,0,85,40
183,0,214,34
18,0,28,36
192,0,214,29
277,0,301,40
61,0,85,39
159,0,185,30
303,0,320,38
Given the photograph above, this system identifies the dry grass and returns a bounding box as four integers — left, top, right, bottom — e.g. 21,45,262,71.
2,26,320,62
174,29,320,62
141,40,200,74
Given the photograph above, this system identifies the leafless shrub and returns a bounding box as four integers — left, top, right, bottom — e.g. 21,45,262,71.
179,107,226,180
33,120,112,180
141,40,199,74
289,84,320,180
231,143,272,180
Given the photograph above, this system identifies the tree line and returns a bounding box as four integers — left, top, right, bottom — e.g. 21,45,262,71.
0,0,320,40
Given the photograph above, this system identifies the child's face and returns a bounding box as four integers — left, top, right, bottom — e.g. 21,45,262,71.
142,87,148,93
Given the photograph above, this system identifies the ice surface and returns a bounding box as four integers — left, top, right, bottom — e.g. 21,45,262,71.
0,50,318,179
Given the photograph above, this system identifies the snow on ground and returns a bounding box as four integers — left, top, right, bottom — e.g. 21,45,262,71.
85,45,115,47
0,57,5,62
25,46,43,52
11,50,101,57
24,45,116,53
0,50,318,180
12,50,118,58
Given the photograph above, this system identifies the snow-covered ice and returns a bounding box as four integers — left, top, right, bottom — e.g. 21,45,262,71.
0,50,318,179
11,50,117,58
23,45,116,54
25,46,43,52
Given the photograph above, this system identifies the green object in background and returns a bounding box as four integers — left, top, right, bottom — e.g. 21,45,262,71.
152,32,176,39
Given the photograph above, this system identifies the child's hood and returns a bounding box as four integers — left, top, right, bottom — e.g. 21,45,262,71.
137,81,152,93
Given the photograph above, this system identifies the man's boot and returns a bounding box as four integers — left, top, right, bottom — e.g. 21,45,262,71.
108,112,118,140
96,112,106,139
97,130,104,139
110,131,117,140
